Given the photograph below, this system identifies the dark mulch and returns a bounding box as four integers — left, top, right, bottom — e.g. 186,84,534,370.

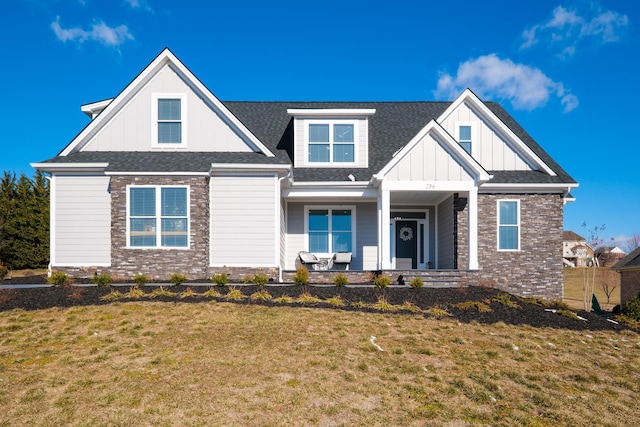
0,275,634,333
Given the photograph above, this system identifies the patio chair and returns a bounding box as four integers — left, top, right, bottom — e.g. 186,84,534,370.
297,251,320,269
332,252,352,270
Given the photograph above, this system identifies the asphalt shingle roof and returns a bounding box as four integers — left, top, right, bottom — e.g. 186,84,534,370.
613,246,640,269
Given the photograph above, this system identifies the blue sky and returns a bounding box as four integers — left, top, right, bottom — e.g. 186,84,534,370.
2,0,638,246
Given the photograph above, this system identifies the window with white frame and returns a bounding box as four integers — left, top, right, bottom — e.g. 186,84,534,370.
457,124,472,154
498,200,519,250
307,207,354,254
152,94,186,146
308,121,355,163
128,186,189,248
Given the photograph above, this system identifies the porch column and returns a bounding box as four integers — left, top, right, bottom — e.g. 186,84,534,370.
468,187,479,270
379,188,391,269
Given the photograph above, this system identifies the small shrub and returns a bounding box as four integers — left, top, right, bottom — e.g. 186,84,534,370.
401,301,422,313
292,267,309,286
491,294,520,309
169,273,187,285
132,273,149,287
372,296,398,311
250,290,272,301
453,301,492,313
252,273,269,286
557,309,579,320
91,274,112,287
203,288,222,298
549,299,570,310
225,287,245,301
273,295,293,304
0,264,8,280
100,290,123,301
613,314,640,329
333,273,349,287
67,287,84,300
426,305,451,318
47,272,70,286
373,274,392,289
0,288,17,304
149,286,176,298
622,295,640,321
241,275,253,284
325,295,345,306
409,277,424,289
350,300,369,309
179,287,198,298
210,273,228,286
296,292,321,304
125,287,146,298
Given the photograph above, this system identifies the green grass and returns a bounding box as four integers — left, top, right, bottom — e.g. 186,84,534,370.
1,302,638,426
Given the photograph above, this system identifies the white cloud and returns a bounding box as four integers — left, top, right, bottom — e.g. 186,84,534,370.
51,16,134,47
520,4,629,58
435,54,578,113
124,0,153,13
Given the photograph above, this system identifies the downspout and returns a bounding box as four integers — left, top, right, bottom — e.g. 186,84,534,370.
44,175,52,277
277,170,292,283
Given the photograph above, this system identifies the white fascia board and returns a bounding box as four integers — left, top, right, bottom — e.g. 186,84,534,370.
80,99,113,118
481,183,578,193
376,119,491,183
61,48,275,158
381,180,476,192
437,89,556,176
287,108,376,116
105,171,209,176
209,163,291,176
289,180,370,187
283,187,378,199
30,162,109,173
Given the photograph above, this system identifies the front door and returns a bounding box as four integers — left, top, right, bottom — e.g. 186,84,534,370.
395,220,417,269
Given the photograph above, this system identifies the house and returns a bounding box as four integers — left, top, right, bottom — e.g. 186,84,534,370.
562,231,594,267
595,246,627,267
612,247,640,304
31,48,578,299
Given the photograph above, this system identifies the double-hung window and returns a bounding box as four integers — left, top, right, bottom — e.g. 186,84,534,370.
308,122,355,163
128,186,189,248
307,207,354,254
457,124,472,154
497,200,519,251
152,93,186,146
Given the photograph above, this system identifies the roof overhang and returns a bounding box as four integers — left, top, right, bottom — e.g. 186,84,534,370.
209,163,291,176
287,108,376,117
81,99,113,119
30,162,109,173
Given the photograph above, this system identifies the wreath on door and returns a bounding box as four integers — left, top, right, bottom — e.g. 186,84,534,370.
399,226,413,241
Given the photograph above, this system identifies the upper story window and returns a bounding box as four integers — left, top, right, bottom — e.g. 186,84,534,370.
497,200,520,251
128,185,189,248
457,123,473,154
308,122,355,163
152,93,187,147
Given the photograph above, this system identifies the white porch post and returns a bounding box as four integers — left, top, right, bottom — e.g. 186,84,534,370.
468,187,479,270
379,187,391,269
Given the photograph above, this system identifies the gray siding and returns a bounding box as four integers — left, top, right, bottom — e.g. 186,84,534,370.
210,174,278,266
53,175,111,266
437,196,454,269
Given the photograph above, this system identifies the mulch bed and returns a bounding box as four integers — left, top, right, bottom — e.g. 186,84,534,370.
0,275,634,333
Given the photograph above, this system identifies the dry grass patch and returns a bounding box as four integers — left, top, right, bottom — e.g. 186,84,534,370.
1,302,639,426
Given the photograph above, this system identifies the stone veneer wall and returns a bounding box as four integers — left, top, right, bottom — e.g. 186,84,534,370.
109,176,210,280
476,193,564,299
455,196,468,270
619,270,640,304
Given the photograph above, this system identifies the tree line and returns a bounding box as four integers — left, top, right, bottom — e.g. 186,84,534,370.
0,171,49,270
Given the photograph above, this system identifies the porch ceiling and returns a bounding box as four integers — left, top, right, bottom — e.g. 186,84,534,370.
390,190,451,205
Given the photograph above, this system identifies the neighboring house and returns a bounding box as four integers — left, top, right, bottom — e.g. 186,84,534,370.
31,48,578,299
595,246,627,267
612,247,640,304
562,231,594,267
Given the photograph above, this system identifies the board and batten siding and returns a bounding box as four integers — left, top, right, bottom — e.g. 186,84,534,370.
52,175,111,266
285,202,378,270
83,64,253,153
293,117,369,168
385,133,474,182
440,102,532,171
210,174,278,267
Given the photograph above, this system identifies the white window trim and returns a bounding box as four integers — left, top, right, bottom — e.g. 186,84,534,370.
304,205,357,258
497,199,520,251
126,184,191,249
455,121,474,157
151,93,187,148
304,119,359,166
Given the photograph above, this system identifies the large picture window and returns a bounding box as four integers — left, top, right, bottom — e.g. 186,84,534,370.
498,200,519,251
308,122,355,163
128,186,189,248
307,207,354,254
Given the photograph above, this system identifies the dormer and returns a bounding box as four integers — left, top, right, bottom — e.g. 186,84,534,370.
287,109,375,168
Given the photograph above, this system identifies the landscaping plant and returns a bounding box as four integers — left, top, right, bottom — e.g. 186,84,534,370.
169,273,187,285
